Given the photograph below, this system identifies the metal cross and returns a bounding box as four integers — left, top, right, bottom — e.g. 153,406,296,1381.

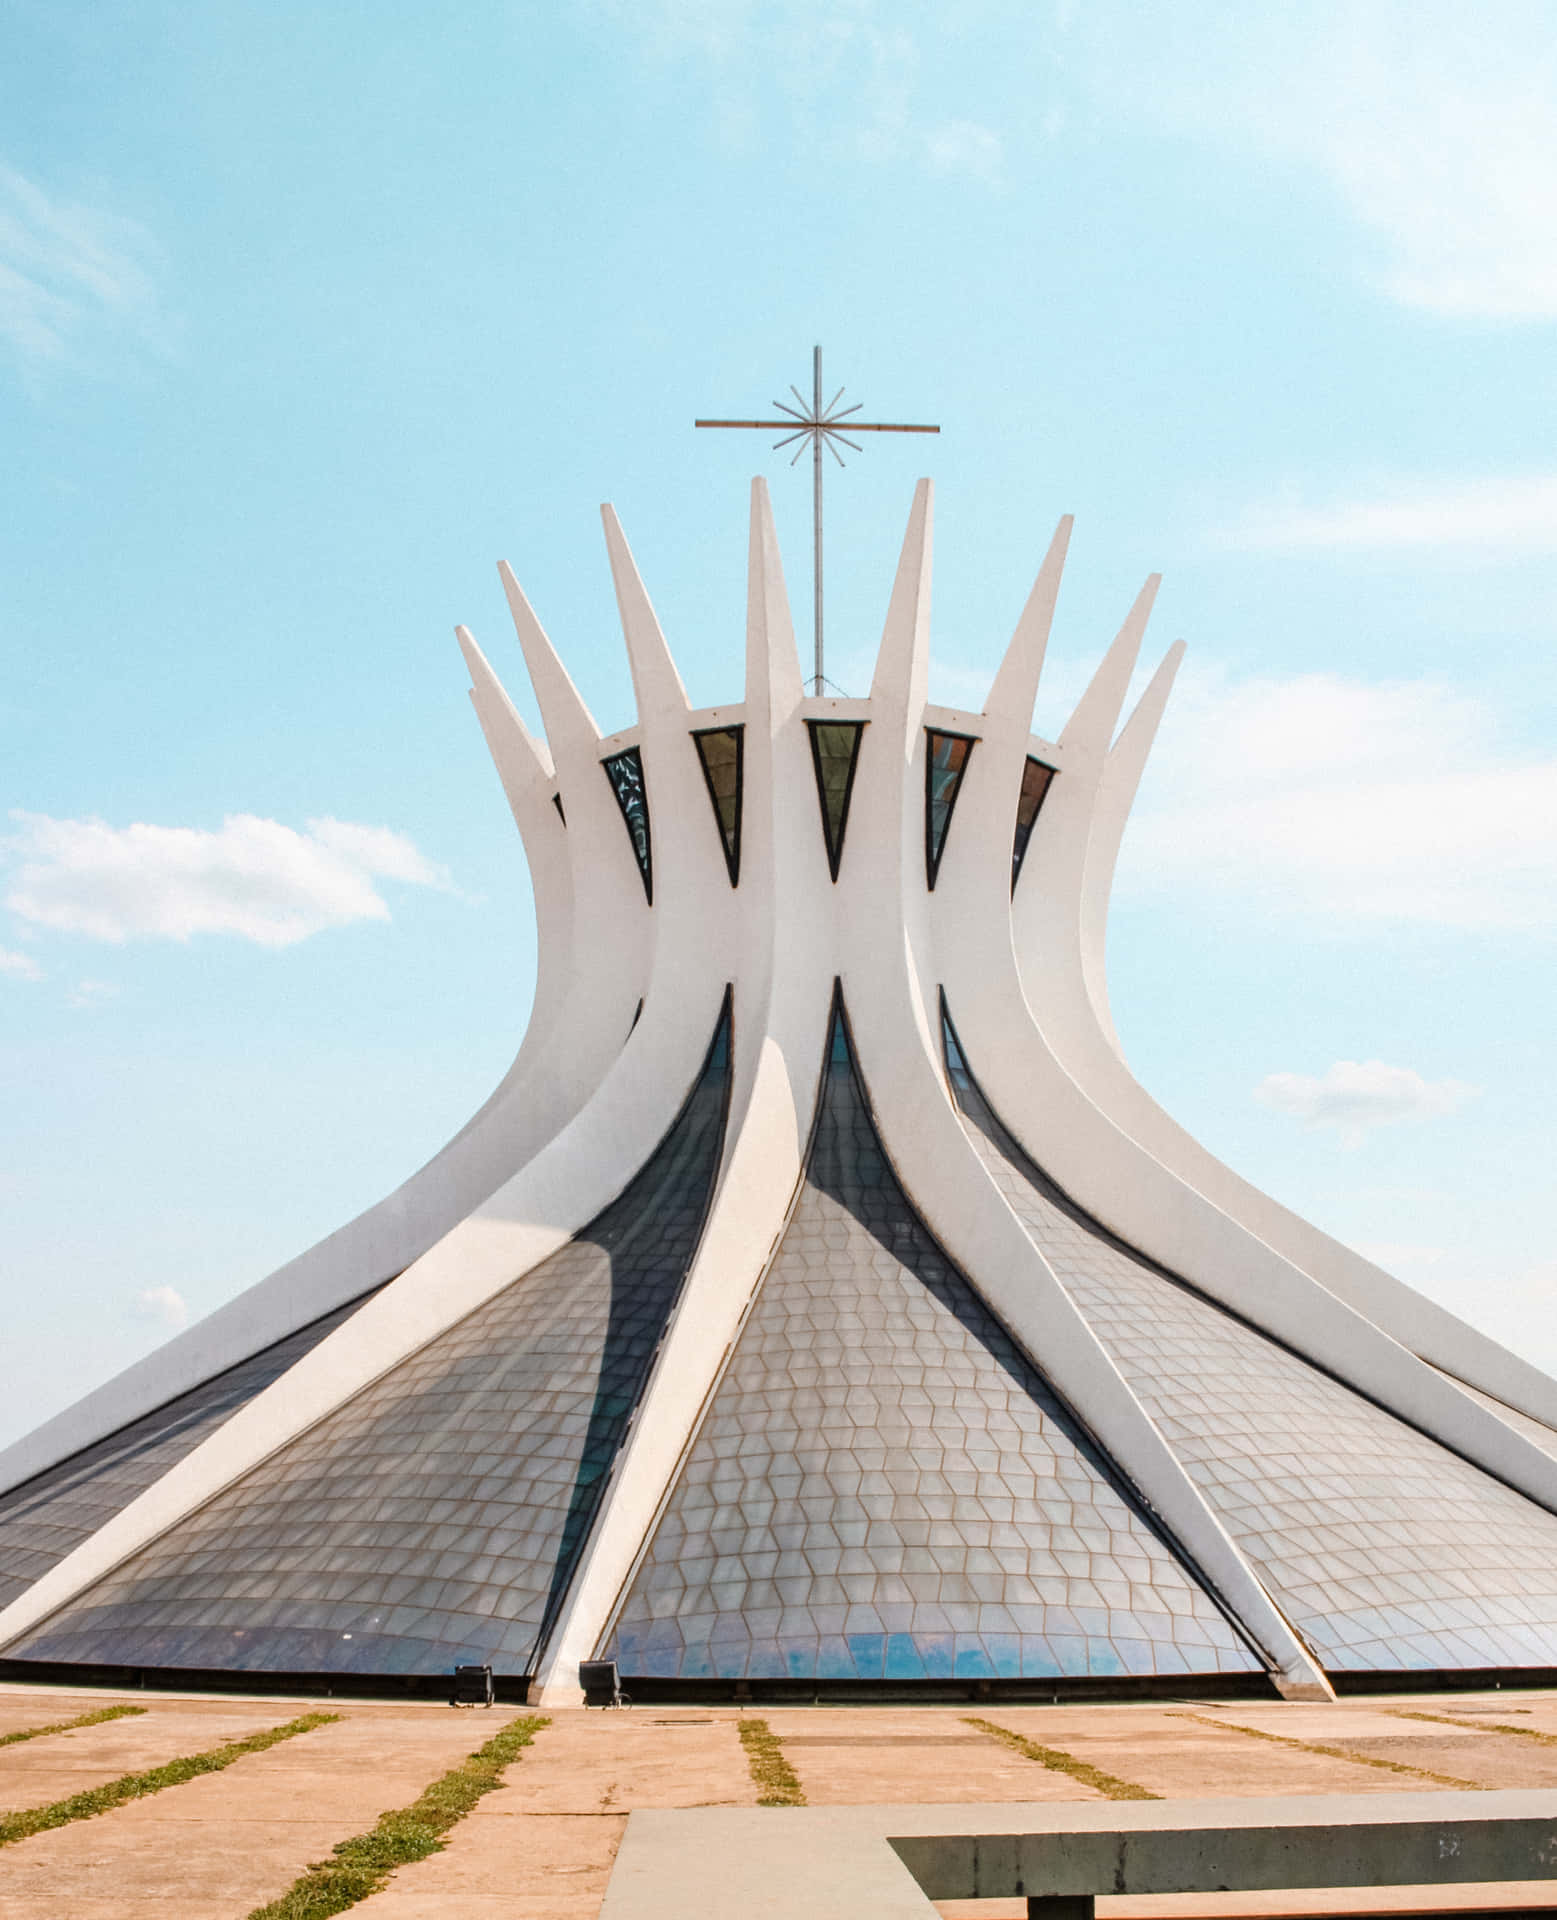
697,345,939,694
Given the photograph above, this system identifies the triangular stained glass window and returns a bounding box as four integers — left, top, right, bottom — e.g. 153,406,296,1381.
924,729,976,890
691,726,744,886
602,747,653,904
807,721,865,883
1011,755,1056,895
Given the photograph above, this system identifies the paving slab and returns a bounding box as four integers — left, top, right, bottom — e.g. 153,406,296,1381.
0,1702,284,1814
0,1703,490,1919
973,1707,1424,1800
357,1708,756,1919
761,1707,1106,1805
1,1689,1556,1919
1328,1731,1557,1790
0,1693,136,1740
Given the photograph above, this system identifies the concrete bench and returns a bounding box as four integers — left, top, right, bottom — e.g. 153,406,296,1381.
599,1790,1557,1919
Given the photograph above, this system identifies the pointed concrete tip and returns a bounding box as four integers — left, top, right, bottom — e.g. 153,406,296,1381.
869,478,935,704
985,512,1076,725
600,503,690,713
454,622,485,680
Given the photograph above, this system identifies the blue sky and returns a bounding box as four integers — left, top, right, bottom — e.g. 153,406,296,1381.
4,0,1556,1448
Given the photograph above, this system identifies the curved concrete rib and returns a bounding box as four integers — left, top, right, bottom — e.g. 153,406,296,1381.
0,964,732,1659
1078,637,1184,1057
534,479,826,1699
1020,634,1557,1434
9,478,1557,1712
0,606,624,1503
982,515,1072,734
829,512,1327,1694
947,614,1557,1523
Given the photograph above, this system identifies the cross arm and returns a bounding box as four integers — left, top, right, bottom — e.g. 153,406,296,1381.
695,420,940,432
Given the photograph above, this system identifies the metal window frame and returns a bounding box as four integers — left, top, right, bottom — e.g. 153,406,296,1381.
1010,756,1058,896
923,727,979,891
602,746,654,906
690,724,746,888
806,719,868,884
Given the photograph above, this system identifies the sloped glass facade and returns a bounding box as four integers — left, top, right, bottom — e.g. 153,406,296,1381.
0,1290,378,1614
604,998,1260,1683
943,1004,1557,1674
12,1002,732,1677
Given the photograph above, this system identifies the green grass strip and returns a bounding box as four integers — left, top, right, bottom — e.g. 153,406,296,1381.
245,1713,548,1920
737,1718,806,1807
0,1710,339,1847
965,1715,1159,1800
1394,1706,1557,1748
0,1703,146,1750
1171,1709,1483,1790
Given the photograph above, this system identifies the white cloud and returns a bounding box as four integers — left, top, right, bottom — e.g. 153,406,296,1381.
590,1,1010,177
1257,1058,1478,1148
66,978,118,1010
1118,665,1557,929
132,1285,188,1329
926,120,1002,185
0,946,40,980
1068,1,1557,319
3,812,452,949
1223,473,1557,553
0,163,164,367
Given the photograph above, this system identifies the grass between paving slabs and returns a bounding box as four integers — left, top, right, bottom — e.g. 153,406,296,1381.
1170,1711,1484,1790
0,1703,146,1750
0,1711,339,1847
1394,1708,1557,1748
738,1718,807,1806
245,1713,549,1920
963,1716,1159,1800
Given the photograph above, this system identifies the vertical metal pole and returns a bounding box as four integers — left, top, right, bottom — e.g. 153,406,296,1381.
812,342,823,695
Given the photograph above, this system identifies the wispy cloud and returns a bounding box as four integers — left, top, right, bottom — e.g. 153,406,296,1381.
0,163,164,369
3,813,452,949
66,978,118,1010
1118,665,1557,930
925,120,1002,185
1067,1,1557,319
132,1285,188,1329
1257,1059,1478,1149
1222,473,1557,552
0,946,41,980
590,0,1000,177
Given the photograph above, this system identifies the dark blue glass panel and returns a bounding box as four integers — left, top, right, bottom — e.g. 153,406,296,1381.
941,996,1557,1675
924,729,976,889
603,747,652,903
1011,756,1056,893
603,992,1259,1683
0,1291,379,1613
11,999,733,1677
692,727,743,886
807,722,865,882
